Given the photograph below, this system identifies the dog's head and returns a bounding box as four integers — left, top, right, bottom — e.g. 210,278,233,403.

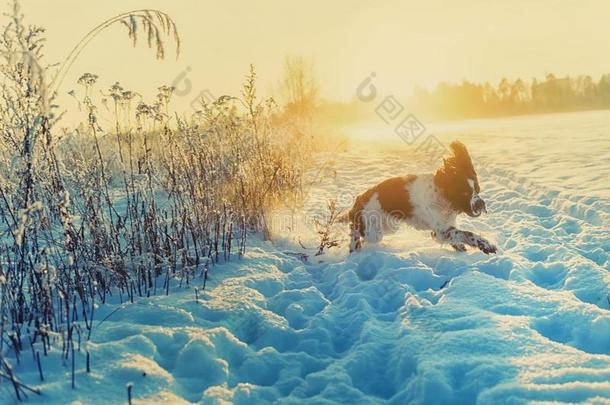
434,141,487,217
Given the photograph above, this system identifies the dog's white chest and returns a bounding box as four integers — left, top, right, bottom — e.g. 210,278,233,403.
407,175,456,232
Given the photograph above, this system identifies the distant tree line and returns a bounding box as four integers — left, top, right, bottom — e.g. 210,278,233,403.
409,73,610,120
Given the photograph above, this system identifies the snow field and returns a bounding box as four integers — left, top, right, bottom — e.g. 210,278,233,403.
7,111,610,404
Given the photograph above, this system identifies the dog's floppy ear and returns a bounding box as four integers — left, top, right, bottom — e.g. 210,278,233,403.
449,141,474,168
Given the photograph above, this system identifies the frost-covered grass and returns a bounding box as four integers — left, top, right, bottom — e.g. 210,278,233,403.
4,111,609,404
0,3,312,401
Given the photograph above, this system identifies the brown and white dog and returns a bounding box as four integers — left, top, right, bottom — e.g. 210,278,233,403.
347,141,497,254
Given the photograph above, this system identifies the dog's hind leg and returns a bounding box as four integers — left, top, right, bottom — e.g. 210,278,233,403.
349,222,362,253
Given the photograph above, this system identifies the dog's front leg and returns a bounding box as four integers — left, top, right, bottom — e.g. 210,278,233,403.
450,243,467,252
441,227,497,254
432,231,466,251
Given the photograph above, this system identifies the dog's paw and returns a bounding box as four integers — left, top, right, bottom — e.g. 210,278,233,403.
477,238,497,254
451,243,467,252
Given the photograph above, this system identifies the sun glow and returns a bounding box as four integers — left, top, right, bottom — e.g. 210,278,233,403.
17,0,610,110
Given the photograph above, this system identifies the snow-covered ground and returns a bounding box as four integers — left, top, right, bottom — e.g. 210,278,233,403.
8,110,610,404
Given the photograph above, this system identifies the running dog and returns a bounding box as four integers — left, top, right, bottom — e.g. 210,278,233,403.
347,141,496,254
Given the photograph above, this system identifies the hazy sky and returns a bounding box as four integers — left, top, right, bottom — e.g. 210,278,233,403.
12,0,610,113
